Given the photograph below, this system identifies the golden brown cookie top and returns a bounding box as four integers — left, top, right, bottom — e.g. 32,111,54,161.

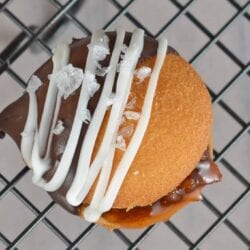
83,52,212,209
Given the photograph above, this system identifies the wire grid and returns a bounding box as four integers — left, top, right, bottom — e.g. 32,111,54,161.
0,0,249,249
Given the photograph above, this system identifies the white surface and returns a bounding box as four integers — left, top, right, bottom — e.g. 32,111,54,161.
0,0,249,249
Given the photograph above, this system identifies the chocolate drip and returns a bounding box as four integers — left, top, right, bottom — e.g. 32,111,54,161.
161,149,221,205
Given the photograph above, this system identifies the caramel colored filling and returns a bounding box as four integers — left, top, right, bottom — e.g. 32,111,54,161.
79,148,221,228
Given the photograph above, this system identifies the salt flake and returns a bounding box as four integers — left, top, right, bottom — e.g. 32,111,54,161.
95,63,111,77
119,116,125,125
51,64,84,99
126,96,137,109
124,111,141,120
133,170,139,176
134,66,151,83
88,34,110,61
118,125,134,138
84,71,100,97
116,135,126,151
53,120,64,135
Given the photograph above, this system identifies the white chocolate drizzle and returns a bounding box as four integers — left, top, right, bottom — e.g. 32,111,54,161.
21,28,168,223
65,28,127,205
21,75,42,168
30,43,72,186
26,75,42,92
38,30,105,191
38,43,70,158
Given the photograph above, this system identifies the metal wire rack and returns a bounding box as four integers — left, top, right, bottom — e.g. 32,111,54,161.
0,0,249,249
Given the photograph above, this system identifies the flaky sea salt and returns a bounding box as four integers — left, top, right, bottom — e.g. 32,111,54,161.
84,71,100,98
88,34,110,61
124,111,141,120
87,34,110,77
118,125,134,138
95,63,111,77
126,96,137,109
53,120,64,135
134,66,151,83
119,116,125,125
50,64,84,99
133,170,139,176
115,135,126,151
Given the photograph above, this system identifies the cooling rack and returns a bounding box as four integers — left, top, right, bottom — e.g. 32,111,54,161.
0,0,249,249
